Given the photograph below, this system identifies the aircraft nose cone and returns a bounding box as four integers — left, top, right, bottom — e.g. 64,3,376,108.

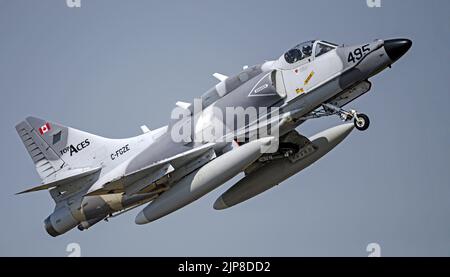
384,38,412,62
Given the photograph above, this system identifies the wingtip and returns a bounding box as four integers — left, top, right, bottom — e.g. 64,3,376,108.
15,188,36,195
15,188,37,195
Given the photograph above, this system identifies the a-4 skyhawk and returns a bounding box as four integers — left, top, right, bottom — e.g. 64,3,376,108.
16,38,411,236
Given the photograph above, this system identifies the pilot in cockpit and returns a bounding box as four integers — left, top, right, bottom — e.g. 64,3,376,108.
284,40,315,64
281,40,337,66
301,45,312,57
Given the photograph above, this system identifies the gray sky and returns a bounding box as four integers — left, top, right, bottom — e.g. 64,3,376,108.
1,0,449,256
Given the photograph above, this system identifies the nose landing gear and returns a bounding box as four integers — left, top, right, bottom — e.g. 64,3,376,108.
322,103,370,131
353,113,370,131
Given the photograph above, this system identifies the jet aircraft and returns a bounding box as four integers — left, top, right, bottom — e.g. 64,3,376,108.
16,38,411,236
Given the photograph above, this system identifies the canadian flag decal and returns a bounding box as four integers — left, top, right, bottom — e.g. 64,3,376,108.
39,122,51,135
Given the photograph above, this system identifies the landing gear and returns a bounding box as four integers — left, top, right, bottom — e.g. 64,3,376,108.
321,103,370,131
353,113,370,131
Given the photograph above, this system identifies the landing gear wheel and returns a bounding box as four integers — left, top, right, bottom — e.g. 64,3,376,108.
354,113,370,131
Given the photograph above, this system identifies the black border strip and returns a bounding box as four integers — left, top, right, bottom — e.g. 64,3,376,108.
1,257,450,275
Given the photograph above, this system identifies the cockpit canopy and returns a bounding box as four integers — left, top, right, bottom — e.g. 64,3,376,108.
282,40,338,65
284,40,315,64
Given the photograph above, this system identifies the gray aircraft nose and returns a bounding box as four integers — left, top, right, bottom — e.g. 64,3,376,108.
384,38,412,62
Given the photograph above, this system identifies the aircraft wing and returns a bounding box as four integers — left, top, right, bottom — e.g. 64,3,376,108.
244,129,315,175
85,142,217,196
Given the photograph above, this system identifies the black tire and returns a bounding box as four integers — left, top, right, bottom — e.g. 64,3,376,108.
354,113,370,131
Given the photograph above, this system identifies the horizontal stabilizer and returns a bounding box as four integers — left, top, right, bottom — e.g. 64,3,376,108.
16,167,101,195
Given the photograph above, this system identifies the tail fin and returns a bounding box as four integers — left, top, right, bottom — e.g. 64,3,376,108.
16,116,111,181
